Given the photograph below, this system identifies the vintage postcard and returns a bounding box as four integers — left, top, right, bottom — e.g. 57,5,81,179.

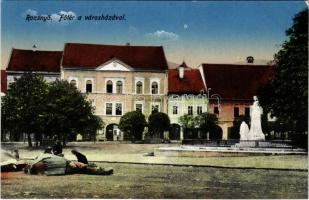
1,1,308,199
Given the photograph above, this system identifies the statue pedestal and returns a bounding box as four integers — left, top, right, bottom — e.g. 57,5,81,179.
235,141,257,148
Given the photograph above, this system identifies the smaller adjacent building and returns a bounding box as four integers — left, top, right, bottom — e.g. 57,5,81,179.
168,62,207,140
6,48,62,87
199,61,273,139
1,70,7,96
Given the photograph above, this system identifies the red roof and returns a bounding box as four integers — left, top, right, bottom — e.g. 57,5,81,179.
62,43,168,70
1,70,7,93
7,49,62,72
201,64,274,100
168,69,205,94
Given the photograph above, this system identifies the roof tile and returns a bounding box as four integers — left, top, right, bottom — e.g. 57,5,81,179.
62,43,168,70
168,69,205,94
201,63,274,100
7,49,62,72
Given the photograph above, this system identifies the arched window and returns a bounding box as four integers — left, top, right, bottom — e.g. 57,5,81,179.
70,80,77,87
151,82,158,94
136,81,143,94
106,80,113,93
86,80,92,93
116,81,123,94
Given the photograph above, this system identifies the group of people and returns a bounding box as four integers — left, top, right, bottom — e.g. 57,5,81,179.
1,141,113,176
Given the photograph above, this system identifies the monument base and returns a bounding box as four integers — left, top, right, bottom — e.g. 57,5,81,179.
235,141,258,148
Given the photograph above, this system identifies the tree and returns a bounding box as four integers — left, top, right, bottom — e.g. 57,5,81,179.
1,73,49,147
258,9,308,133
119,111,147,141
148,112,170,138
178,114,198,129
45,80,103,146
178,114,199,139
196,113,219,139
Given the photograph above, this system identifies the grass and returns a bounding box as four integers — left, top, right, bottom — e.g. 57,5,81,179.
2,142,308,198
1,162,308,199
3,143,308,170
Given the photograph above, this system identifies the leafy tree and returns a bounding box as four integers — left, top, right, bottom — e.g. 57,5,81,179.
178,114,199,139
196,113,219,139
45,80,103,146
119,111,147,141
148,112,170,138
1,73,48,147
258,9,308,133
178,114,198,129
83,114,105,142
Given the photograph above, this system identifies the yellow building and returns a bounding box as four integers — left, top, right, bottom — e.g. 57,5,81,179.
61,43,168,141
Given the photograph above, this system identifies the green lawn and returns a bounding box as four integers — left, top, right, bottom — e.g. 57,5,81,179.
1,163,307,199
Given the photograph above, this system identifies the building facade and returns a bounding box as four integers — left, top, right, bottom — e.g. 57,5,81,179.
6,49,62,86
168,62,208,140
61,43,168,141
4,45,274,142
199,62,273,139
1,70,7,96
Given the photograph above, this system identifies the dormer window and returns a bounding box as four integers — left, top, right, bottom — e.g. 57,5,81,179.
106,80,113,93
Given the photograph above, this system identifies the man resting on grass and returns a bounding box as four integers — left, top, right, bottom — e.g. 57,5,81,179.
1,148,113,176
25,149,113,176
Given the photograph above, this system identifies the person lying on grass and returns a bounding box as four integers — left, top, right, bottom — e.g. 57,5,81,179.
1,148,113,176
25,149,113,176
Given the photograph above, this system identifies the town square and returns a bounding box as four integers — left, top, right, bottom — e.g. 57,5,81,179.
1,1,308,199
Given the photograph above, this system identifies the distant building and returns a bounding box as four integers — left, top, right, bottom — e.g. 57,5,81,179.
1,70,7,96
168,62,207,140
199,62,273,139
6,48,62,87
61,43,169,141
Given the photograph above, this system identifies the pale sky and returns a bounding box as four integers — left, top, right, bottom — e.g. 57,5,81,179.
1,1,307,69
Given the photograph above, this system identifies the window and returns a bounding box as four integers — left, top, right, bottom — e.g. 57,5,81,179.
245,107,250,117
173,106,178,115
214,106,219,115
106,103,113,115
234,107,240,117
152,104,159,114
188,106,193,115
197,106,203,115
116,103,122,115
136,103,143,112
106,80,113,93
136,81,143,94
151,82,158,94
70,80,77,87
86,80,92,93
116,81,123,94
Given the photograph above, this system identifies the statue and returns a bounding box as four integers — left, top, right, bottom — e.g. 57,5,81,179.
247,96,265,140
239,121,250,140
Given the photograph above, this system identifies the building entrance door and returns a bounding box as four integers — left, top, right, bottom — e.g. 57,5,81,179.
106,124,118,141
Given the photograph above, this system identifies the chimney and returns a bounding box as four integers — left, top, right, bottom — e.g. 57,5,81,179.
246,56,254,63
179,66,184,79
126,42,130,46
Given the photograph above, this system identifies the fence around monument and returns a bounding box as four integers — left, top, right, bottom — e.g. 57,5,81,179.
182,139,295,148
